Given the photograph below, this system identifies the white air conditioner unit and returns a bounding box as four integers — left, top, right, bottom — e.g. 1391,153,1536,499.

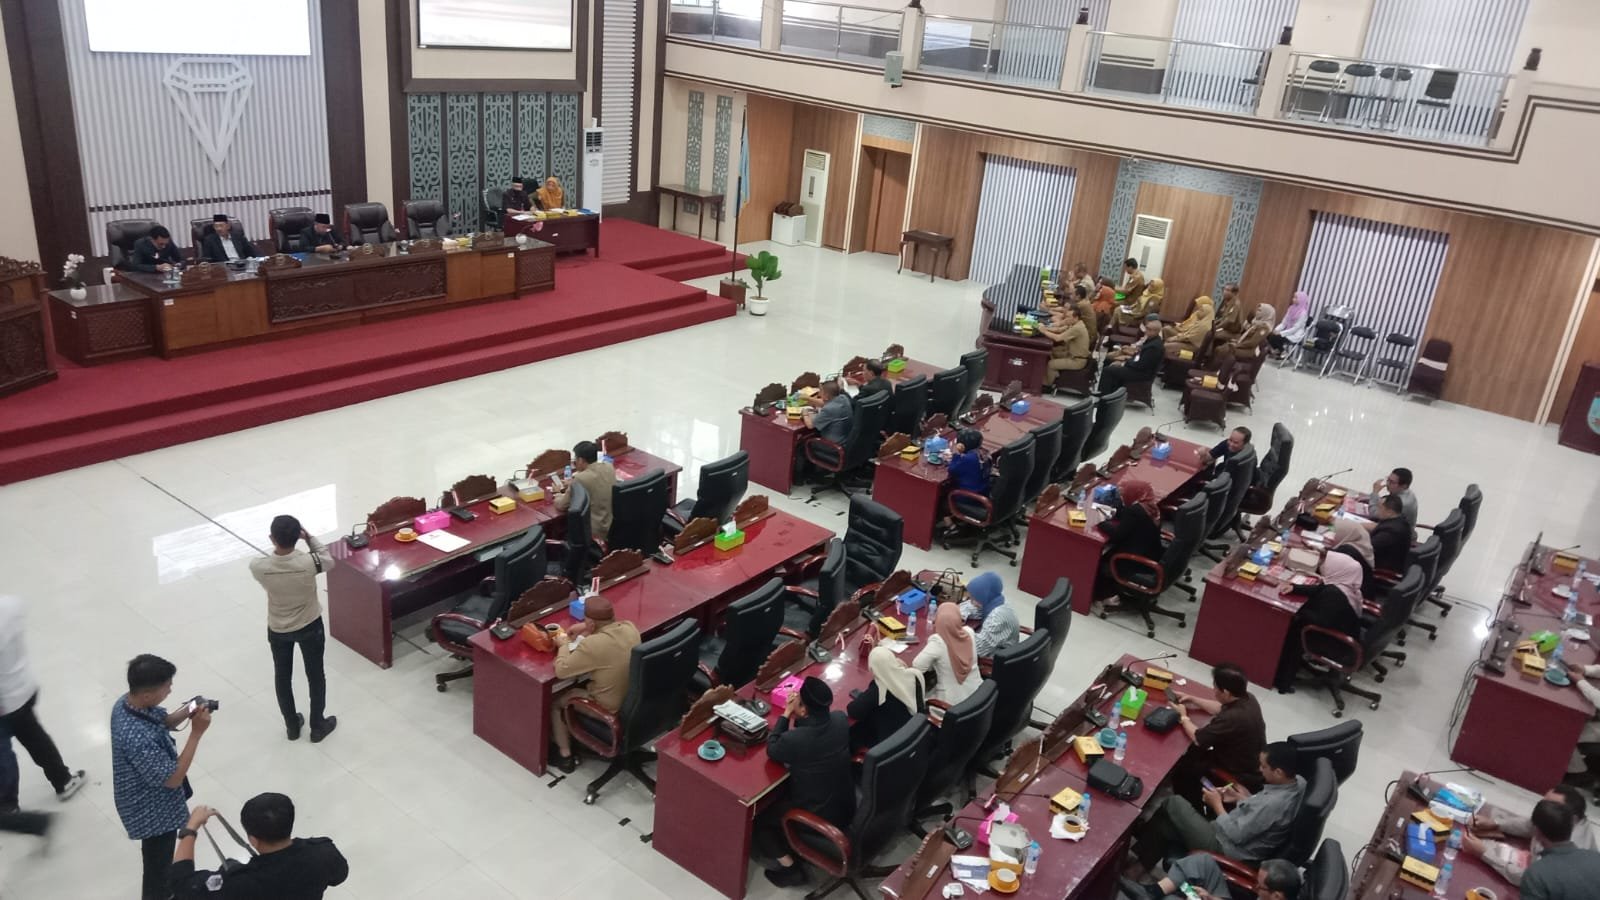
798,149,830,247
1126,214,1173,281
581,127,604,213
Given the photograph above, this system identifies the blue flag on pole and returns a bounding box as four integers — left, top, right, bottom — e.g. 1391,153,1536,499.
738,115,751,211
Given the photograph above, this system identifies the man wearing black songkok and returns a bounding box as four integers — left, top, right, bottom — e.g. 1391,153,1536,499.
755,675,854,887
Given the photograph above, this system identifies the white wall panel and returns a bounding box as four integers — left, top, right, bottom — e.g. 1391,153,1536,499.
602,0,639,205
969,155,1077,286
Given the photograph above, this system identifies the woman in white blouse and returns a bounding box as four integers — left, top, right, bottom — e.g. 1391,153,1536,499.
913,602,982,705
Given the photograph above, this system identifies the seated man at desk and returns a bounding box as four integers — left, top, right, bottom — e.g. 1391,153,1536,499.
1170,663,1267,801
200,213,253,262
503,176,531,214
1122,855,1300,900
548,596,639,773
129,226,182,273
802,381,853,445
1366,467,1417,531
1367,494,1411,573
1211,427,1254,466
1465,785,1596,885
1042,304,1091,379
554,441,615,542
1519,799,1600,900
1133,742,1304,870
1099,316,1164,395
856,360,893,399
299,214,346,253
757,676,854,888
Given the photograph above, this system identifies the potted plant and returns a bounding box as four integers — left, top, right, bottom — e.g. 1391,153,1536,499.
744,251,782,316
61,253,86,300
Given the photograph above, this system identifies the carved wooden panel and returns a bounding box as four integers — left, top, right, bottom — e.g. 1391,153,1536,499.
1132,426,1154,451
679,684,737,738
595,431,630,453
998,379,1024,407
733,494,769,525
366,496,427,533
515,247,555,291
875,570,915,609
994,739,1047,800
0,308,48,385
922,413,948,437
354,242,383,257
1105,445,1133,472
1068,463,1098,497
1299,477,1324,502
507,577,577,626
266,257,447,323
884,343,905,359
752,382,787,411
593,549,647,586
971,393,994,414
0,257,42,278
841,355,868,379
672,517,718,555
259,254,302,271
817,600,859,643
408,238,444,253
526,448,571,478
877,433,911,459
755,639,808,690
181,262,228,285
449,474,499,506
791,371,821,392
80,305,151,354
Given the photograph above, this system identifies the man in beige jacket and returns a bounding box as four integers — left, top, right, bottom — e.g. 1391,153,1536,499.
555,441,615,541
550,595,640,773
249,515,336,743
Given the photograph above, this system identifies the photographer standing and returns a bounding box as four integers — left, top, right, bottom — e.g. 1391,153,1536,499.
169,793,348,898
111,654,211,899
249,515,336,743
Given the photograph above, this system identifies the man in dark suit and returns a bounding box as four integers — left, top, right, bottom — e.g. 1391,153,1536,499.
1367,494,1411,572
199,214,253,262
1099,316,1165,394
757,676,854,887
129,226,183,273
503,176,531,214
299,214,346,254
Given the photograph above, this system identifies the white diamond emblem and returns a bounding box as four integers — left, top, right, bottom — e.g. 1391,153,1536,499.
163,58,254,172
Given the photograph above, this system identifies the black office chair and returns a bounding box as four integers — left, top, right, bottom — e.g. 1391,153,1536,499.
482,186,506,225
1102,493,1205,637
925,367,967,422
1020,420,1063,511
1288,721,1363,786
1080,387,1126,463
692,579,797,692
974,629,1054,774
404,199,448,238
1207,758,1339,885
665,451,748,535
547,481,597,584
804,390,891,502
430,526,546,690
784,538,847,638
1457,484,1482,546
1200,447,1257,560
884,374,927,438
954,349,987,420
189,216,246,262
1375,536,1441,644
564,619,701,804
783,716,935,900
1052,395,1096,480
344,202,397,245
943,434,1034,567
1026,578,1073,728
1301,565,1424,715
1236,423,1294,536
268,207,314,252
1302,839,1349,900
1192,472,1232,547
910,681,997,836
607,468,671,559
106,219,160,270
1420,506,1466,619
840,495,904,597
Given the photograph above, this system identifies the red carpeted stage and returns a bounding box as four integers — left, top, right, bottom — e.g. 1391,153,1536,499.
0,221,744,485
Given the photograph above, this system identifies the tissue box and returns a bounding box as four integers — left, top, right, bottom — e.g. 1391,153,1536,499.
898,445,921,460
1049,786,1083,814
885,358,907,373
413,510,451,533
1554,552,1581,574
510,478,545,503
1072,734,1106,763
713,529,746,551
1399,857,1439,891
488,496,516,515
1142,668,1174,691
876,616,907,639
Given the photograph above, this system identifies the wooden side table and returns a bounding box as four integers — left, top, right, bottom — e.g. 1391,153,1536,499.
898,230,953,282
656,184,727,241
47,283,156,365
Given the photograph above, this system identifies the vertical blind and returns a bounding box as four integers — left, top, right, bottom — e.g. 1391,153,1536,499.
969,155,1077,287
1296,212,1449,384
997,0,1073,87
1166,0,1297,111
601,0,639,206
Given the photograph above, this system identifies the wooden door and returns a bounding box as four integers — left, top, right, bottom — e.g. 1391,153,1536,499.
855,147,911,256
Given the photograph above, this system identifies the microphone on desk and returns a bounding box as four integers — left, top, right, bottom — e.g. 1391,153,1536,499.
1532,543,1581,576
1119,652,1178,686
1405,767,1477,804
1153,419,1184,442
1315,466,1355,486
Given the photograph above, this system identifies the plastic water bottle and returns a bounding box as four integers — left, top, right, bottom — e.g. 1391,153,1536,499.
1024,840,1041,875
1078,792,1091,821
563,464,574,478
1444,826,1462,861
1553,637,1567,669
1114,730,1128,762
906,610,918,641
1433,861,1453,897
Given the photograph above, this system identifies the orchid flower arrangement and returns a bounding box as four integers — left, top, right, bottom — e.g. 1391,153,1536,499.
61,253,85,288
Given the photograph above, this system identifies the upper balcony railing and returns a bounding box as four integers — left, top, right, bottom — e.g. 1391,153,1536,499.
780,2,902,64
1083,31,1270,116
919,15,1069,89
668,0,762,48
1279,52,1512,147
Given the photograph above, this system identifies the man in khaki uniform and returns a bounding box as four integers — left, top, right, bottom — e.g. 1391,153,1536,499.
554,440,615,541
1120,258,1146,306
549,595,640,772
1214,283,1249,343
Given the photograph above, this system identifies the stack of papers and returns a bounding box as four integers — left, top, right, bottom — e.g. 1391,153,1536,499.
416,530,469,553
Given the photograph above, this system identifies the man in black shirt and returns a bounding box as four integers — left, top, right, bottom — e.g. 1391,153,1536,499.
758,676,854,887
857,360,894,400
504,176,531,214
1211,426,1254,465
170,792,348,899
199,214,253,262
1368,493,1411,573
1170,663,1268,802
129,226,182,273
299,214,346,253
1100,316,1164,394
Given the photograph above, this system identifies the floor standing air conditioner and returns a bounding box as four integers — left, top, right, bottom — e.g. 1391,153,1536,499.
798,149,830,247
1126,214,1173,281
581,127,604,213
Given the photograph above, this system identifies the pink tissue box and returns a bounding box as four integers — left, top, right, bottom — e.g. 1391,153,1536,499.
413,510,451,534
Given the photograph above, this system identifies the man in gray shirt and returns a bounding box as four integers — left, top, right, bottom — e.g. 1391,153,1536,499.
1121,855,1300,899
1465,784,1596,885
1134,742,1304,869
804,381,854,445
1523,798,1600,900
1366,467,1417,531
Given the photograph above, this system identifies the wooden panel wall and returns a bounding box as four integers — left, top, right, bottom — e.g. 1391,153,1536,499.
1552,280,1600,420
1132,182,1232,319
906,125,1120,282
1242,182,1599,421
740,94,795,244
789,104,858,251
847,147,875,253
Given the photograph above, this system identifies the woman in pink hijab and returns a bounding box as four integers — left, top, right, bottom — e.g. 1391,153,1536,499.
1273,551,1365,692
1266,291,1311,359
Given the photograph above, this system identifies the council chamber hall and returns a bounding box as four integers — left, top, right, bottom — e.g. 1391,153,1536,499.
1,1,1599,899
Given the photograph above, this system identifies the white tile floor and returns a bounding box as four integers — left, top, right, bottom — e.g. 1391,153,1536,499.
3,241,1599,898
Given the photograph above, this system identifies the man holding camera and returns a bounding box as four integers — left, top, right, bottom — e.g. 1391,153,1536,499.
250,515,336,743
111,654,213,899
169,792,349,898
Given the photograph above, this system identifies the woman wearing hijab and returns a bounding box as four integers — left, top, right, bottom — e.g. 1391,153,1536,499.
1266,292,1311,358
1219,303,1276,358
1327,517,1377,598
1117,277,1164,327
1163,296,1215,353
1273,551,1365,692
963,571,1020,657
847,645,926,751
1093,479,1167,607
534,176,565,210
913,603,982,704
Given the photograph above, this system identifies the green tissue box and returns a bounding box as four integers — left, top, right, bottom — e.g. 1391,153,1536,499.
714,530,746,551
885,358,907,373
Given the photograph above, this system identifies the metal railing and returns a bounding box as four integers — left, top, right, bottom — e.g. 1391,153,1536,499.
667,0,762,47
1083,31,1269,115
918,15,1069,89
780,2,902,63
1279,52,1512,146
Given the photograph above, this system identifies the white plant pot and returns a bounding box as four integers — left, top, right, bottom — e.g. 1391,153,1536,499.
747,296,771,316
68,286,87,300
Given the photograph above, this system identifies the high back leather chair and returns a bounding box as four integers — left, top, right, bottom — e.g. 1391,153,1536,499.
482,186,506,224
1457,484,1482,546
550,481,595,584
954,349,987,419
694,578,790,691
1053,395,1096,479
1301,565,1424,715
974,629,1054,769
1420,508,1465,620
1288,721,1363,785
344,202,397,245
189,216,245,261
1303,839,1349,900
1239,423,1294,525
430,526,546,690
1202,447,1257,559
1080,387,1127,462
885,374,927,437
911,681,997,834
784,538,846,638
268,207,314,252
1378,536,1440,642
1197,472,1232,541
404,199,448,238
842,495,903,596
668,451,749,533
607,468,671,557
564,619,701,804
107,219,163,269
926,367,967,421
944,434,1034,567
783,716,935,900
1031,578,1073,677
804,389,891,502
1103,492,1205,637
1021,420,1063,509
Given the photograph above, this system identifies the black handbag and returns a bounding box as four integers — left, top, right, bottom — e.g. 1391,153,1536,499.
1143,706,1180,733
1087,758,1144,801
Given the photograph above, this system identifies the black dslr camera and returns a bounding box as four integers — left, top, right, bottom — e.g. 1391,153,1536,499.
187,696,220,714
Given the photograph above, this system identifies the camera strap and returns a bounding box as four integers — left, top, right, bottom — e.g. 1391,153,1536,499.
203,813,258,863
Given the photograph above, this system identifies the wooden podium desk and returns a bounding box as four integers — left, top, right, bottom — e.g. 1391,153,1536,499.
0,266,54,396
503,212,600,256
1351,771,1522,899
1016,438,1210,606
326,446,680,668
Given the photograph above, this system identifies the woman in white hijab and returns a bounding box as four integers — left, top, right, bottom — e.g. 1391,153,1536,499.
846,645,926,751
